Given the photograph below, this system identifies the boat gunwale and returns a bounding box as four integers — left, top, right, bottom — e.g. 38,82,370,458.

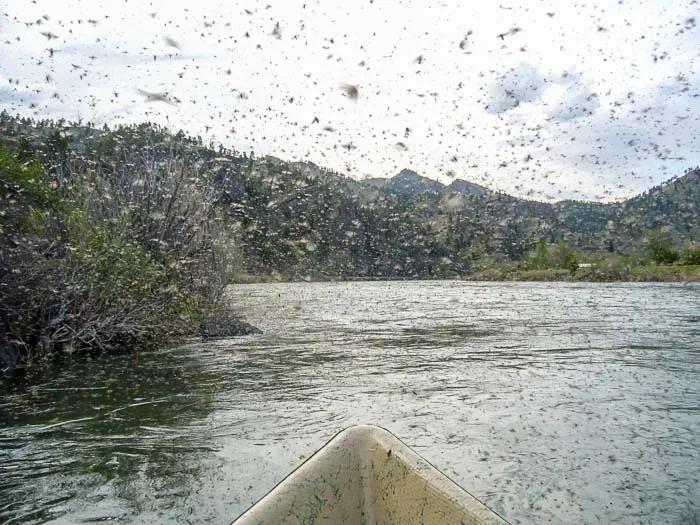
230,424,510,524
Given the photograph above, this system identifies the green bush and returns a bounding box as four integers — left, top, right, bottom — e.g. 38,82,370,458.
550,241,578,273
680,243,700,265
0,144,229,367
526,240,577,273
0,148,57,210
646,229,679,264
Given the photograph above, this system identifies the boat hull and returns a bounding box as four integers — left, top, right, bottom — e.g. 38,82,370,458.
232,425,508,524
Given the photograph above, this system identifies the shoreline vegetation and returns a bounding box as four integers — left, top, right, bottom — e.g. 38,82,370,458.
1,113,698,369
469,264,700,282
232,236,700,283
0,117,253,371
232,264,700,284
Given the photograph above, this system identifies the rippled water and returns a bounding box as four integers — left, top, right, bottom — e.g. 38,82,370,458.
1,281,699,524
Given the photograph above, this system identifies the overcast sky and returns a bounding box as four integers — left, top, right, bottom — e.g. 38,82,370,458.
1,0,698,201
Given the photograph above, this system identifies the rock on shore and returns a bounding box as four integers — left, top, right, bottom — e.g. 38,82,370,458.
199,311,262,339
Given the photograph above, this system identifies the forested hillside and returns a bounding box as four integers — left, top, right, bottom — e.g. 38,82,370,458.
2,112,698,283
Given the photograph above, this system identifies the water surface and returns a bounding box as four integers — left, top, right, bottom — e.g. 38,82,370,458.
1,281,699,524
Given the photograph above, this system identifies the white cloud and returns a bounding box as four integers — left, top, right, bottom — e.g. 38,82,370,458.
542,74,599,121
484,62,546,114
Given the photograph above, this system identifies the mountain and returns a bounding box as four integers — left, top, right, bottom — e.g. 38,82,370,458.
446,178,490,196
360,171,491,200
374,169,445,197
1,112,698,279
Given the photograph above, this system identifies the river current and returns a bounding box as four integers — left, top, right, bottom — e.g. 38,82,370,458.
1,281,699,524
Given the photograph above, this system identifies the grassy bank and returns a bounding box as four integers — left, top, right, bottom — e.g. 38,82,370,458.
467,264,700,282
233,266,700,284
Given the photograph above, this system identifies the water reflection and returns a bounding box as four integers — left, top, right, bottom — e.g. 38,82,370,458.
0,348,222,523
1,282,699,524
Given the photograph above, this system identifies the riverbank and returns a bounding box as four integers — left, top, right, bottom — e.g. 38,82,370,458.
232,264,700,284
466,264,700,282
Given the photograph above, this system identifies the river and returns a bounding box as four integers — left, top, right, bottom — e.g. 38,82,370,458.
1,281,699,524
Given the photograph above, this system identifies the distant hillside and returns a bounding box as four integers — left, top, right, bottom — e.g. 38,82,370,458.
1,112,698,279
614,169,700,247
362,170,490,198
447,178,490,196
373,169,445,197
